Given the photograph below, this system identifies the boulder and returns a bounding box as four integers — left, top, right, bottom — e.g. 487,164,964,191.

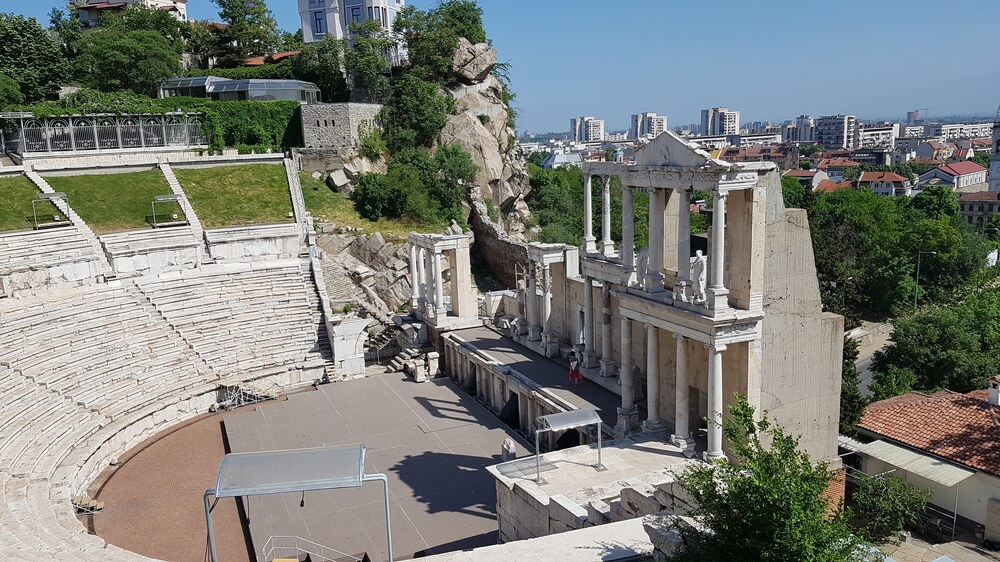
440,112,505,197
452,37,497,84
326,169,352,194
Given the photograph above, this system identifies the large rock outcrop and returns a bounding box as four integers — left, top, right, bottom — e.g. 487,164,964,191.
452,37,497,84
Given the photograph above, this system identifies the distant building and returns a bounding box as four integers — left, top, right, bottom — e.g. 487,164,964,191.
990,117,1000,192
917,161,988,192
629,112,667,140
700,107,740,136
788,115,815,143
915,141,954,160
815,114,858,149
816,158,861,181
783,169,829,190
906,110,923,126
850,148,893,167
570,117,605,142
814,179,853,193
857,171,915,197
159,76,321,103
299,0,405,63
78,0,187,28
718,144,797,169
959,191,1000,226
540,152,583,169
856,123,899,149
923,122,993,141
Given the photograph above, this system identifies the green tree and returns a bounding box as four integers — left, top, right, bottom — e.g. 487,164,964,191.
0,73,24,109
73,30,180,96
852,473,930,543
344,20,393,103
432,143,477,211
527,151,548,167
781,175,807,209
101,3,186,51
840,337,866,436
800,144,825,157
48,7,83,60
292,36,349,102
185,20,218,70
0,13,68,102
973,150,991,169
907,184,959,219
394,0,486,83
435,0,487,44
381,74,452,150
213,0,278,60
277,29,304,52
671,396,865,562
351,173,404,220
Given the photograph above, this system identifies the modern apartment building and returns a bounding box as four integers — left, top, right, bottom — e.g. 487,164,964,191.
856,123,900,149
700,107,740,136
789,115,815,143
815,114,858,149
570,116,606,142
299,0,404,45
78,0,187,27
923,122,993,141
629,112,668,140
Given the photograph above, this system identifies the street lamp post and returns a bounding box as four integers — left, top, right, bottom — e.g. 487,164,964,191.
913,251,937,311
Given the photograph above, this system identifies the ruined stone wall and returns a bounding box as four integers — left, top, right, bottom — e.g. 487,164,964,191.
300,103,382,150
468,192,528,289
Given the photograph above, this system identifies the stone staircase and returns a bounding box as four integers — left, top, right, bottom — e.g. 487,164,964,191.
283,158,307,225
23,170,113,275
158,163,210,261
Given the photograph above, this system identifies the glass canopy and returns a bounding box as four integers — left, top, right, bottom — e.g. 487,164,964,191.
213,444,365,498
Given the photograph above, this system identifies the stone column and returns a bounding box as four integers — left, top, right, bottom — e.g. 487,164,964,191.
671,334,689,448
621,184,635,279
583,276,598,368
408,244,419,309
583,174,597,253
527,263,541,341
541,263,555,356
616,316,639,437
433,250,446,317
423,249,434,311
642,324,665,433
706,342,727,460
645,189,665,292
707,190,729,311
416,247,426,310
674,188,692,302
599,285,614,377
601,176,614,256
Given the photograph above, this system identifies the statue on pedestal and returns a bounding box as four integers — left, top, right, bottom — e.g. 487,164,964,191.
692,250,707,304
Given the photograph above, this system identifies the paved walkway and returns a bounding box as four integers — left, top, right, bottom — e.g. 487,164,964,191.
453,327,629,427
879,536,1000,561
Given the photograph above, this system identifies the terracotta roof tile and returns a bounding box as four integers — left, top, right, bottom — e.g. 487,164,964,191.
959,191,1000,201
939,161,987,177
818,158,861,169
784,170,816,177
859,388,1000,476
814,179,852,193
859,171,908,183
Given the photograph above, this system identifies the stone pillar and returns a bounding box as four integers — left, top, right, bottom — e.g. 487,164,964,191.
601,176,614,256
527,263,541,341
642,324,665,433
416,247,427,310
616,316,639,437
706,342,726,460
541,263,556,357
583,175,597,253
671,334,689,448
422,249,434,312
621,185,635,279
707,190,729,311
674,188,692,302
433,250,446,317
408,243,419,309
599,285,614,377
583,276,598,368
645,189,665,292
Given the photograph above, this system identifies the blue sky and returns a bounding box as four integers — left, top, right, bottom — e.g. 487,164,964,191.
10,0,1000,133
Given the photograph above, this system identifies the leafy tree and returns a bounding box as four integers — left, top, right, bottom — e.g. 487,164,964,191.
907,184,959,219
213,0,279,60
800,160,813,170
840,337,866,436
292,36,349,102
432,143,476,210
101,4,186,51
351,173,404,220
781,175,807,208
0,73,24,109
852,473,930,543
0,13,68,102
185,20,218,70
277,29,304,52
671,396,865,562
527,151,548,167
394,0,486,83
48,7,83,60
973,150,991,169
381,74,452,150
436,0,487,44
344,20,393,103
73,30,180,96
799,144,825,157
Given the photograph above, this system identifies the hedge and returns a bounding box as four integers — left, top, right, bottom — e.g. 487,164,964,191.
183,61,295,80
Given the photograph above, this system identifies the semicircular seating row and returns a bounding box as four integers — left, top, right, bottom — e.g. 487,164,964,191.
0,259,327,560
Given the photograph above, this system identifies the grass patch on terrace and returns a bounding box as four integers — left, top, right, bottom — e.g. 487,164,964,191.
174,164,294,228
300,172,445,242
0,175,64,232
44,170,180,234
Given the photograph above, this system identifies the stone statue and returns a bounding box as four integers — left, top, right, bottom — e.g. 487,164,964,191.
692,250,707,304
636,247,649,278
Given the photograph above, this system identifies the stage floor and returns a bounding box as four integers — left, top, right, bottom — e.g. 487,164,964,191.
224,373,529,562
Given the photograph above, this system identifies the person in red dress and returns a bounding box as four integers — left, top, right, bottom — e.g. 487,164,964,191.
568,352,582,387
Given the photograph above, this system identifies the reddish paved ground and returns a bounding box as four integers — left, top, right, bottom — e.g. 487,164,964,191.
88,411,253,562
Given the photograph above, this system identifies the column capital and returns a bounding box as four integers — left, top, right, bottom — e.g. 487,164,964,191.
705,341,727,352
673,332,686,342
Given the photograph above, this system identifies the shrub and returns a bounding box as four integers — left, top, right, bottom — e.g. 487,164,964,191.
351,173,403,220
358,122,386,160
852,472,930,542
184,61,294,80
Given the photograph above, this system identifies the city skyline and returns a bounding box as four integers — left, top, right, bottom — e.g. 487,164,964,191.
17,0,1000,132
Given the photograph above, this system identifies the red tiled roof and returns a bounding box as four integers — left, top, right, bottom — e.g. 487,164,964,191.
910,157,945,166
244,50,301,66
927,141,948,150
958,191,1000,202
80,1,127,9
814,179,852,193
939,161,987,177
784,170,816,177
818,158,861,169
971,138,992,147
859,171,908,183
859,388,1000,477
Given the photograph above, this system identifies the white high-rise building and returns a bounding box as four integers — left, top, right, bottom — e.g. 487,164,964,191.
989,118,1000,192
815,114,858,149
629,112,668,140
791,115,815,143
701,107,740,136
299,0,405,46
570,116,605,142
79,0,187,27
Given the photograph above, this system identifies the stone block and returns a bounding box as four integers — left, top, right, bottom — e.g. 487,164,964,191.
621,485,663,517
585,499,611,527
643,514,686,561
548,494,587,530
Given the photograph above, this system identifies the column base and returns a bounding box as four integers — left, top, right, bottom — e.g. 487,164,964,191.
707,286,730,312
528,325,542,342
599,358,616,378
410,297,419,310
599,240,615,256
670,434,690,449
615,407,639,438
672,280,690,303
435,307,448,319
641,418,667,436
643,274,666,293
583,351,600,369
542,332,560,358
582,236,598,254
703,450,725,462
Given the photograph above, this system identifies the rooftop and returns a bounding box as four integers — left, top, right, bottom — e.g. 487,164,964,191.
938,161,987,177
859,388,1000,477
959,191,1000,202
818,158,861,169
784,169,816,177
859,171,909,183
814,179,852,193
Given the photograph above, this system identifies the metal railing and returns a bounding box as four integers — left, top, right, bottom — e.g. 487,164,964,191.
261,535,361,562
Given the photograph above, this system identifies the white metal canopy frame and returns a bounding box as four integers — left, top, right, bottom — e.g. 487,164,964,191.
151,194,184,228
31,192,67,229
204,443,393,562
534,409,604,484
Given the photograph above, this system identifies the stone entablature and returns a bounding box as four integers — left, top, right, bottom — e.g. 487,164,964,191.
408,232,479,330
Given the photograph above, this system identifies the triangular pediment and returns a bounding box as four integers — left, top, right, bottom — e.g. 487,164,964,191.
634,130,718,167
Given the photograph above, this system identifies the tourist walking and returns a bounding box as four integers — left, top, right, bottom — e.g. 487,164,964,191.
568,352,582,387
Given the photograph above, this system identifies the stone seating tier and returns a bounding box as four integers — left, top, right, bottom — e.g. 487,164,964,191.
99,227,201,256
0,228,98,271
